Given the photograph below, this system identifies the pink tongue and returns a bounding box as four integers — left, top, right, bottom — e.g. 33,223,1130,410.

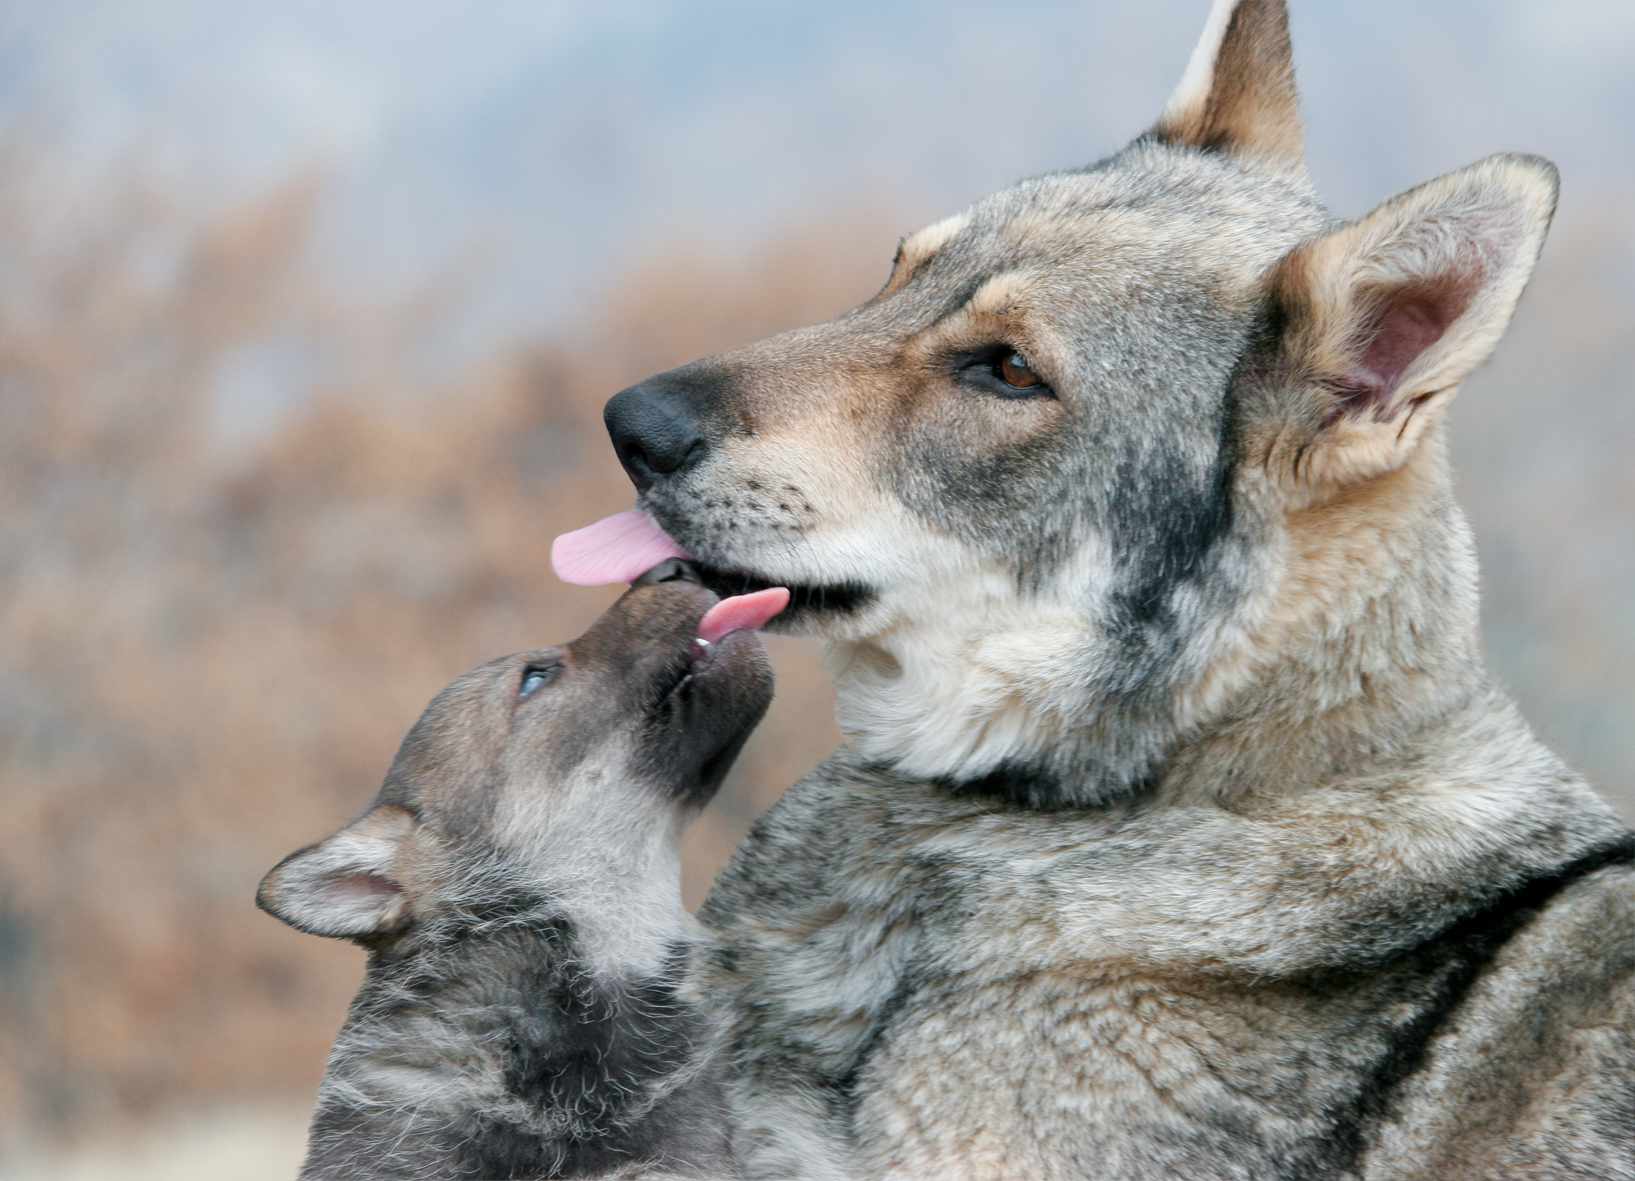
551,511,689,586
697,587,791,644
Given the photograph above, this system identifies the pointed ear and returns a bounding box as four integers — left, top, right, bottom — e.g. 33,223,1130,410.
256,805,416,940
1263,153,1559,491
1154,0,1304,171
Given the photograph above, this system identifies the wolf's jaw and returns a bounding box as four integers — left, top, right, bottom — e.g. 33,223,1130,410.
688,564,875,631
823,599,1168,805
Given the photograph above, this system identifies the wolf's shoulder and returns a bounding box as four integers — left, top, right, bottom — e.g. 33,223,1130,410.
1360,857,1635,1178
699,747,1040,935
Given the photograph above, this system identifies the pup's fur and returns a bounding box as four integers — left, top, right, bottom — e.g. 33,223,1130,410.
258,576,771,1179
602,2,1635,1176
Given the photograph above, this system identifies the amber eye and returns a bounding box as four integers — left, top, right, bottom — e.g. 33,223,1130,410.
996,352,1041,390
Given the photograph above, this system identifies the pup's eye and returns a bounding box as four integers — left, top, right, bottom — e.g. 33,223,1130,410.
995,352,1042,390
519,664,560,699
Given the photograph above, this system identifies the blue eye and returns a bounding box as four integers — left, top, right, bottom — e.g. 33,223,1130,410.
519,664,560,699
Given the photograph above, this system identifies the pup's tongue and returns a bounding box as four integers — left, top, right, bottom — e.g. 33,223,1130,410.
551,511,689,586
696,587,790,645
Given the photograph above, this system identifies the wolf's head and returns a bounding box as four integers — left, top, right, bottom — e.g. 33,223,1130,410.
594,0,1558,806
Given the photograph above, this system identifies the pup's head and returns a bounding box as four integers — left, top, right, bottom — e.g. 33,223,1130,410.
257,569,775,957
559,0,1559,803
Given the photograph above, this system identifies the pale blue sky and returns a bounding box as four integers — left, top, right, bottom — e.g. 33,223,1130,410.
5,1,1632,344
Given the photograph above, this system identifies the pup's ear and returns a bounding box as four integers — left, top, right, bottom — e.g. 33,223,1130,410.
256,804,416,940
1154,0,1304,171
1263,153,1559,492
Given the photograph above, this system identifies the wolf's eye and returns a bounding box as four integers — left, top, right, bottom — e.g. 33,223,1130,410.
996,352,1041,390
957,346,1054,399
519,664,560,699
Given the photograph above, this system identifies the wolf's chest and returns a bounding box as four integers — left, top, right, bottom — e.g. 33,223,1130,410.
720,837,1388,1180
724,808,1439,1181
842,962,1379,1181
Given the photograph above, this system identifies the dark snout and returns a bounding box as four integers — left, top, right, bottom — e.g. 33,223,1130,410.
565,568,773,804
574,569,715,671
603,366,734,492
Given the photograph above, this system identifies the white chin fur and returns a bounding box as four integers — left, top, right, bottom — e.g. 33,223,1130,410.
720,512,1121,781
822,542,1114,781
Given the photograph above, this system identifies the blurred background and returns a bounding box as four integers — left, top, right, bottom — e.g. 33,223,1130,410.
1,2,1631,1176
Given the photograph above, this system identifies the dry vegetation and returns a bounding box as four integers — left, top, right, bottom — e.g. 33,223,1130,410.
0,159,887,1156
0,156,1628,1162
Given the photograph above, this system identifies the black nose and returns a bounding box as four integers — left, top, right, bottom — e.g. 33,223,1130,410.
604,380,708,492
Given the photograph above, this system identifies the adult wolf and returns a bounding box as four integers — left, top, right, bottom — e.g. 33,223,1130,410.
559,0,1635,1175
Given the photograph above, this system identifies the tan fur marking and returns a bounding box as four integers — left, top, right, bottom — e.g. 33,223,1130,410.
1273,443,1442,634
901,213,969,271
965,271,1032,319
1156,0,1305,170
878,212,971,298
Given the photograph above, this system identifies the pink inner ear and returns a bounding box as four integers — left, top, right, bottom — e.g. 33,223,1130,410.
334,872,401,899
1341,277,1476,419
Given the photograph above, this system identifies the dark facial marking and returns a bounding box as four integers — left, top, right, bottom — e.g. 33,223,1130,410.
1106,385,1238,629
1100,321,1248,694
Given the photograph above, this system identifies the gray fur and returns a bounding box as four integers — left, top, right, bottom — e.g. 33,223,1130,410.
599,1,1635,1175
260,579,771,1179
301,863,729,1181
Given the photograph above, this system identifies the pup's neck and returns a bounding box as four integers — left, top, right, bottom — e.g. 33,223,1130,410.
489,794,697,980
299,892,726,1180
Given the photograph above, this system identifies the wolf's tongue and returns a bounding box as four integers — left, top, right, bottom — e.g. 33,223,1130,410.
551,511,689,586
552,511,788,639
697,587,790,645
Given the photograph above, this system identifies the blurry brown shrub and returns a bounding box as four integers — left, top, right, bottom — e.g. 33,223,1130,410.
0,157,893,1150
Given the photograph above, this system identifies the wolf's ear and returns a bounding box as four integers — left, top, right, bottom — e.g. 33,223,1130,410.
1262,153,1559,492
256,804,416,940
1154,0,1303,171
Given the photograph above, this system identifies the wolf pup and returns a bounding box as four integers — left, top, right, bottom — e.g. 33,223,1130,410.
556,1,1635,1177
257,564,785,1180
